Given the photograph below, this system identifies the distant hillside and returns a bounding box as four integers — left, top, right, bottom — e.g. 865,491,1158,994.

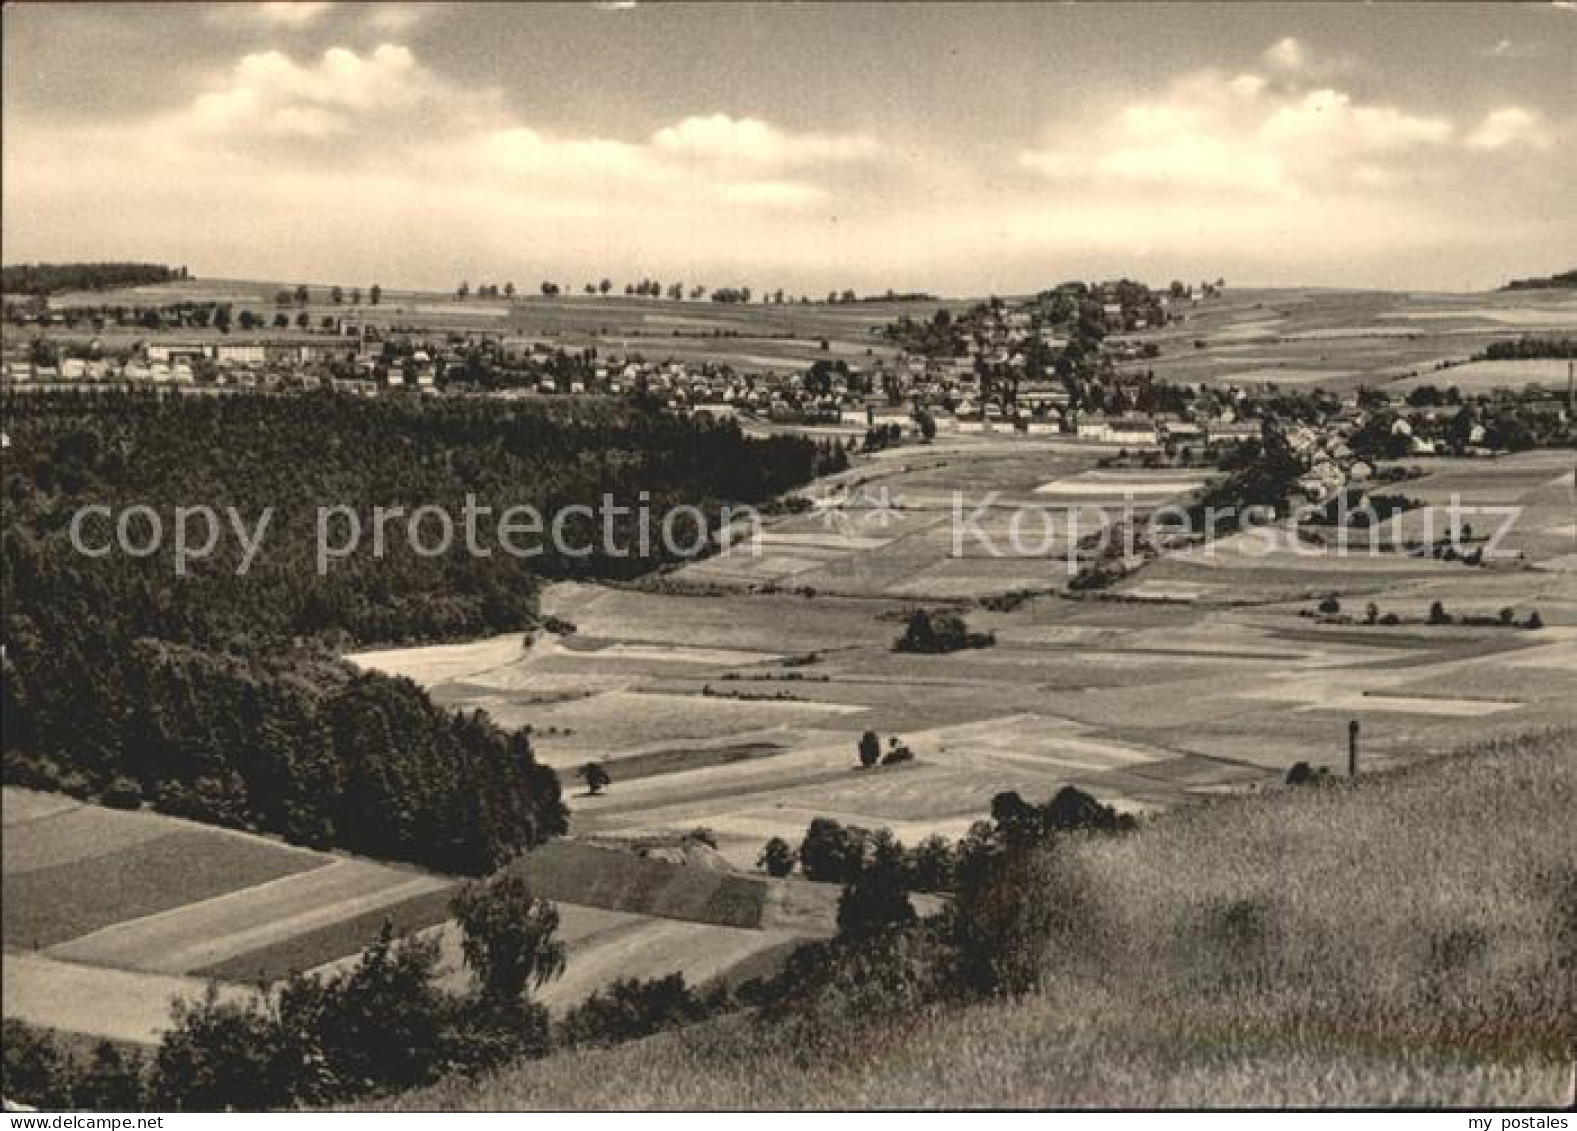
1502,268,1577,291
389,728,1575,1109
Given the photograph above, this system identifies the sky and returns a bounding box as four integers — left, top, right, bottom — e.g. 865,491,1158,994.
3,1,1574,295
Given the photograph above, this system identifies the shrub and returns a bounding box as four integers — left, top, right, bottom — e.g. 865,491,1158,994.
893,608,995,653
150,986,298,1110
2,1019,73,1109
857,729,881,768
907,834,958,892
1318,594,1341,616
799,817,872,883
101,775,143,810
836,833,918,940
69,1042,146,1111
1285,761,1333,786
558,974,709,1048
948,845,1107,996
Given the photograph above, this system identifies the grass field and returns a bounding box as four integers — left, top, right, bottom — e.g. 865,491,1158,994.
2,827,325,951
388,727,1576,1109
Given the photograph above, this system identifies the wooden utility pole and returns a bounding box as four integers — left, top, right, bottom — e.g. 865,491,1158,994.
1348,719,1361,778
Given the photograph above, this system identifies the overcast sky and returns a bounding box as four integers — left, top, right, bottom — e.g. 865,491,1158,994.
3,1,1573,294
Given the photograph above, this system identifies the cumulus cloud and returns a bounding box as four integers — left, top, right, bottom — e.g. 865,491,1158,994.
1018,56,1453,198
475,115,874,208
1263,36,1305,71
651,114,878,167
1260,89,1453,151
1466,107,1555,151
183,44,449,138
165,43,871,211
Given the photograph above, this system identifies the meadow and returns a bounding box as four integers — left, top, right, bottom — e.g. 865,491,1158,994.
389,727,1576,1110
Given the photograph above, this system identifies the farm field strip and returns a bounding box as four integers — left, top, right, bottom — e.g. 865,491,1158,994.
47,859,453,975
2,804,187,875
578,643,787,666
1,790,81,827
2,953,257,1047
2,825,328,950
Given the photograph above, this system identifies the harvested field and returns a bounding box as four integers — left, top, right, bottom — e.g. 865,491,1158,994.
3,826,325,950
48,858,453,975
347,632,526,684
1389,358,1575,392
2,953,257,1047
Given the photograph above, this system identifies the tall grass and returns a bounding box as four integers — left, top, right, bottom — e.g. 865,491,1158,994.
383,728,1575,1109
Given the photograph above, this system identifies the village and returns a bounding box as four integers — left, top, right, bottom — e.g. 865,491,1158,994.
4,280,1569,537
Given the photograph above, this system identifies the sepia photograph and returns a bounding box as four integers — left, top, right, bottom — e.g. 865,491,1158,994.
0,0,1573,1118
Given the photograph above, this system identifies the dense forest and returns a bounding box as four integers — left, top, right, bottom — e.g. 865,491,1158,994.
1501,267,1577,291
0,262,187,296
1,391,826,871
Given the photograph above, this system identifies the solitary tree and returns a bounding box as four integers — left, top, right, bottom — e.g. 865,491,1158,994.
757,836,797,878
451,874,566,1004
369,283,382,305
857,730,881,768
578,762,611,795
294,284,309,306
1428,600,1449,625
330,285,343,305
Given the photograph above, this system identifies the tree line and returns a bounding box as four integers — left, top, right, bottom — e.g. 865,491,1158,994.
1,262,187,296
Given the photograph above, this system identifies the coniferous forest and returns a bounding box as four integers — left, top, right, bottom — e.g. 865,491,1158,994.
0,391,828,871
